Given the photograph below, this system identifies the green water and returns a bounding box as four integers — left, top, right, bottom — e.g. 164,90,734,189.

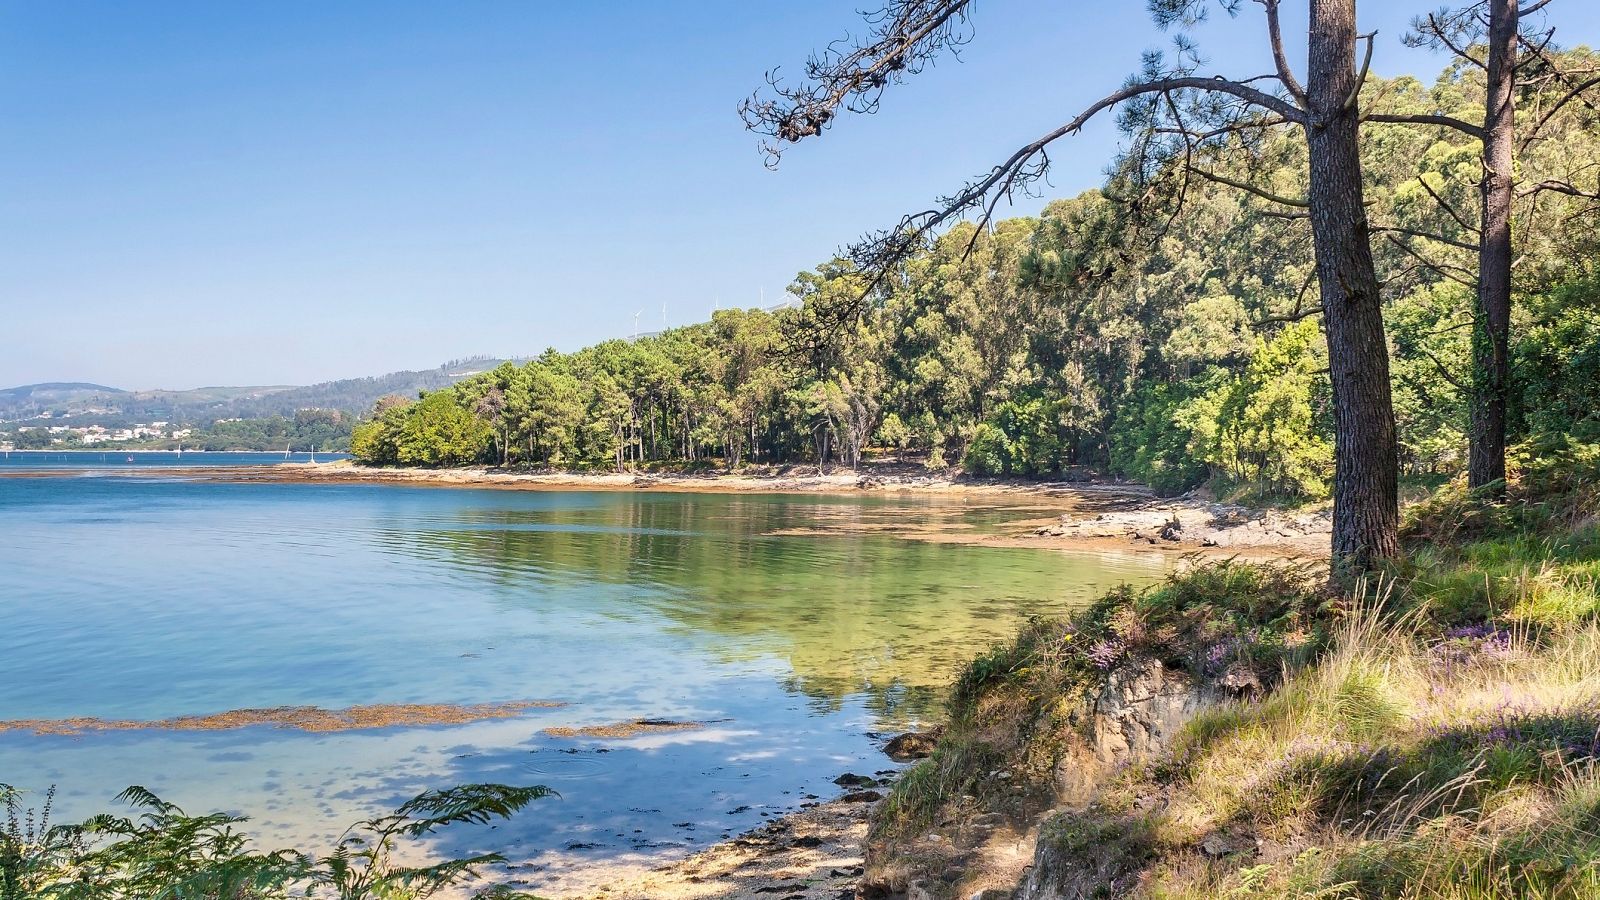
0,476,1165,887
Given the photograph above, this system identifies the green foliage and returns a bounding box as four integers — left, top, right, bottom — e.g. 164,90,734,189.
1515,277,1600,438
1182,321,1333,501
1395,427,1600,628
196,409,354,452
961,395,1074,477
1109,380,1214,496
0,783,549,900
335,53,1600,505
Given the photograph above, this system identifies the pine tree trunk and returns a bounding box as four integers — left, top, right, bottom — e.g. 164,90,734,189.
1305,0,1400,574
1470,0,1517,493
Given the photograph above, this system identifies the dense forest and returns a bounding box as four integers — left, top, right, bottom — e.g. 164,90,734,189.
352,54,1600,510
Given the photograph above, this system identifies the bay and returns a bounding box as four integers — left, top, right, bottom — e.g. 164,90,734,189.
0,475,1164,887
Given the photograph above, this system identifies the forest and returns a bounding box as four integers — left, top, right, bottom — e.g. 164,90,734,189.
352,52,1600,511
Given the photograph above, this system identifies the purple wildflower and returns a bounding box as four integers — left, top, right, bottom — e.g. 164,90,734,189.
1086,639,1124,671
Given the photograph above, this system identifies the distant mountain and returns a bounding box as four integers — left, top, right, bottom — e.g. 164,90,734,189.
0,358,513,425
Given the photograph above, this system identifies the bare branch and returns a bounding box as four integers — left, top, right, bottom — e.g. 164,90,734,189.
1258,0,1308,103
1422,12,1490,68
1363,112,1484,138
1520,75,1600,148
1521,179,1600,200
1344,31,1378,111
1186,165,1309,207
1152,116,1288,142
1416,175,1481,235
848,74,1307,279
1371,225,1480,251
740,0,975,164
1417,344,1470,390
1519,0,1555,14
1252,269,1321,327
1383,234,1479,288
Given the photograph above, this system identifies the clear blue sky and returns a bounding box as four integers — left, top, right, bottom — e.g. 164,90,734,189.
3,1,1597,389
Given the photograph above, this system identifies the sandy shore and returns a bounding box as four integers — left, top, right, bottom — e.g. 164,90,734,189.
176,459,1140,499
11,460,1331,559
250,462,1332,559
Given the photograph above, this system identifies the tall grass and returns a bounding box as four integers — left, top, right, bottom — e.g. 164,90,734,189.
1131,597,1600,899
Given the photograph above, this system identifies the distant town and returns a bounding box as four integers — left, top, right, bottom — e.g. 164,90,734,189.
6,418,196,450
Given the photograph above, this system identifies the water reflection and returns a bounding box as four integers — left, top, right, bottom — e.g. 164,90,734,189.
0,479,1164,887
384,492,1161,720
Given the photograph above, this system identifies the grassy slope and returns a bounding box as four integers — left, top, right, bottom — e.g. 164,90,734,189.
875,434,1600,899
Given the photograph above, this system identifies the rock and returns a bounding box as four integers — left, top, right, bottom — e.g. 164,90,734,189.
833,773,876,788
1021,660,1224,900
883,728,941,761
1217,662,1263,697
1087,659,1217,766
840,790,884,803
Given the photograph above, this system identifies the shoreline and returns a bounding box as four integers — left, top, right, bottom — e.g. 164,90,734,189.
7,460,1331,897
195,459,1153,499
525,781,881,900
5,460,1332,559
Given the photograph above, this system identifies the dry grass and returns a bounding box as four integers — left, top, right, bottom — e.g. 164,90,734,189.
1107,594,1600,899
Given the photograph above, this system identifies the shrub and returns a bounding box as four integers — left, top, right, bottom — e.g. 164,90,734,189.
0,782,550,899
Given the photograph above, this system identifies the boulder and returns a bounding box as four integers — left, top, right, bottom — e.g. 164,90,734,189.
883,728,942,761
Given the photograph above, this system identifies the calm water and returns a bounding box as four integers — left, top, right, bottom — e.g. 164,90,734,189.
0,450,348,468
0,475,1163,888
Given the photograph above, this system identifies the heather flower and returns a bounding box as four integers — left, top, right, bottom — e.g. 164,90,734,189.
1086,638,1125,671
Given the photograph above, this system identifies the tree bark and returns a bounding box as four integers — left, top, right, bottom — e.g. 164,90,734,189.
1470,0,1517,492
1305,0,1400,574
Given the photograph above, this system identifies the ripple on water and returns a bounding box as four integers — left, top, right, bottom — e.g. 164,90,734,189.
523,749,612,780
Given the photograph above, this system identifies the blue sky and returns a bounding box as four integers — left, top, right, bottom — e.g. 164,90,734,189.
3,2,1598,390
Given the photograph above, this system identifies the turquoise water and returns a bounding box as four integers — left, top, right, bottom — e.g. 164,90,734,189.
0,475,1163,888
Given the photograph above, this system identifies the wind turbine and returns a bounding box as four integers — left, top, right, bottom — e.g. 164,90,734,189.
632,309,643,339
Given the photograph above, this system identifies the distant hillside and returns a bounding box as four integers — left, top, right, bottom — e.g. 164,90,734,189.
0,358,512,425
0,382,129,419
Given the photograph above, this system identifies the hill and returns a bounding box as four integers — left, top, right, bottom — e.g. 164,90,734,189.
0,358,512,425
